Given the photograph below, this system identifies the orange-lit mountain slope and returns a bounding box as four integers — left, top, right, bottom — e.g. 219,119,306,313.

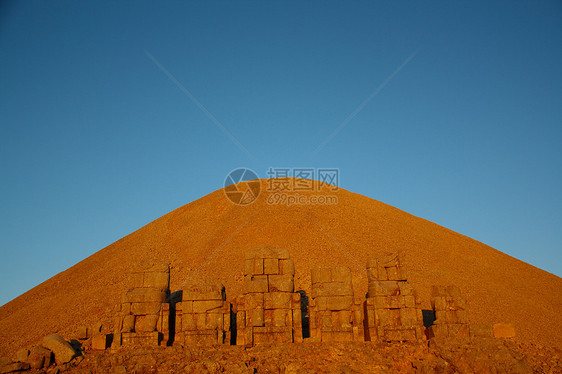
1,179,560,355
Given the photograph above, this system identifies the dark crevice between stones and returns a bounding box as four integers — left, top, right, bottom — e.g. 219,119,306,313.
298,290,310,339
422,309,436,328
230,305,237,345
362,301,371,342
167,290,183,346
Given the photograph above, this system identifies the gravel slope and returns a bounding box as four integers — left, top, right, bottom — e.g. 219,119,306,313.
1,179,560,355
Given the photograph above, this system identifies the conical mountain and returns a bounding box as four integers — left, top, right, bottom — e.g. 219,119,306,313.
1,179,560,355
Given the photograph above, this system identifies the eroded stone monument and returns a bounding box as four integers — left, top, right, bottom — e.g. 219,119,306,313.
308,267,364,342
365,251,425,342
234,247,303,345
113,259,171,347
428,285,469,339
175,283,231,345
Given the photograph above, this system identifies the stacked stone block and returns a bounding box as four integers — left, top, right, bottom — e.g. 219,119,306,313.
308,267,364,342
175,283,231,345
428,285,469,339
365,251,424,342
113,259,171,347
235,248,302,346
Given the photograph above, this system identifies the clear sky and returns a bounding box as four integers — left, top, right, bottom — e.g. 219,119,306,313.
1,1,561,307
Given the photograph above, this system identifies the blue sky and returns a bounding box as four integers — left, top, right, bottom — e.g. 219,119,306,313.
1,1,561,306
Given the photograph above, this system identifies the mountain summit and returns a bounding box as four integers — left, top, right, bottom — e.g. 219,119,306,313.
0,179,560,355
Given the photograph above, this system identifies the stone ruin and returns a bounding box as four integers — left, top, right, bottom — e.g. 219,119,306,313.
0,248,522,373
103,248,510,348
308,267,364,342
112,259,171,347
234,248,303,345
2,334,80,372
365,251,425,342
428,285,469,339
175,283,231,345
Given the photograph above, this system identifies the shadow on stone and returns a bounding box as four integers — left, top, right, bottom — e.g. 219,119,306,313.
167,290,183,346
298,290,310,339
230,305,237,345
363,301,371,342
69,339,83,356
422,309,436,328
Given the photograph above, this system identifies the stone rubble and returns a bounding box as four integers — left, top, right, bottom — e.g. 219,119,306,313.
41,334,77,365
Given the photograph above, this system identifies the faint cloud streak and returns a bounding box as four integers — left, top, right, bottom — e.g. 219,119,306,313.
312,50,418,156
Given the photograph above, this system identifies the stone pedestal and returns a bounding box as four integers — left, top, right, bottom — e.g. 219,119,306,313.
428,285,470,339
235,248,302,346
112,259,171,347
175,283,231,345
308,267,364,342
365,251,424,342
